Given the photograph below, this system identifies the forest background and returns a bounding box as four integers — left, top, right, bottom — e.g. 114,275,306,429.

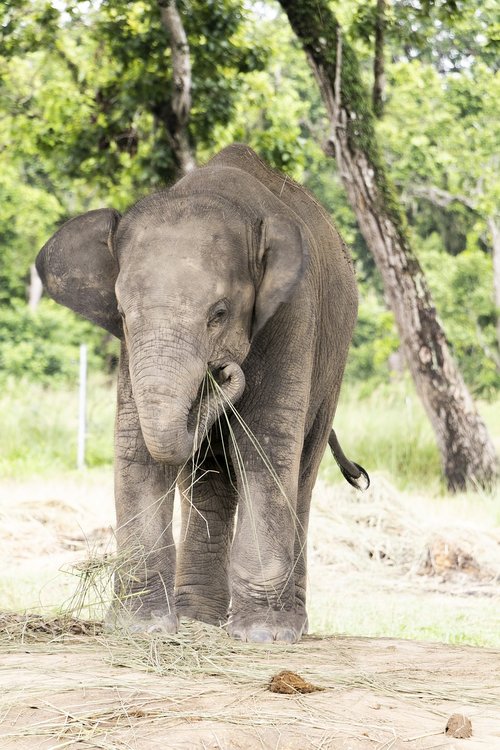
0,0,499,488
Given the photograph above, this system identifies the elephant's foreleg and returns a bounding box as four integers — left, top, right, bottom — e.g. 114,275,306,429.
227,421,307,644
108,346,178,633
175,458,238,625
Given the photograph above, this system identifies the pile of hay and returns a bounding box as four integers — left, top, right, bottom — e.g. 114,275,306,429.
311,476,500,594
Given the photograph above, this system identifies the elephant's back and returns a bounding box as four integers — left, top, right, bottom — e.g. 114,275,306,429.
206,144,355,280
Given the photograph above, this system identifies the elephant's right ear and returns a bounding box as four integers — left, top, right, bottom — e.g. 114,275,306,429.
36,208,122,337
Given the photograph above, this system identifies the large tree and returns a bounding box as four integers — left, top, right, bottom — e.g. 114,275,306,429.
157,0,196,175
278,0,498,491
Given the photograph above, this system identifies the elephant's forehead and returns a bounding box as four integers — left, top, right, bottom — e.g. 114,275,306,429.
121,219,246,271
117,219,249,303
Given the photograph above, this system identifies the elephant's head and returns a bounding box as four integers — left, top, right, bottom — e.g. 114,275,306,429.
36,172,309,465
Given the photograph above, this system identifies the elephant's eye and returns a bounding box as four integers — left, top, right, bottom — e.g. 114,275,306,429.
117,304,125,318
208,300,229,327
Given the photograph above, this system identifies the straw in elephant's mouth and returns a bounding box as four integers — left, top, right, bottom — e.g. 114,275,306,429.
186,366,225,436
184,363,246,455
208,363,228,385
186,378,207,435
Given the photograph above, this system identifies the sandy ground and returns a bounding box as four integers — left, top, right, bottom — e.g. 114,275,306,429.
1,621,499,749
0,471,499,748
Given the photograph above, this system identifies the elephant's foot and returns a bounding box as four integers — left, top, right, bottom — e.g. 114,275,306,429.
227,607,308,644
176,604,225,627
105,605,179,635
176,588,229,627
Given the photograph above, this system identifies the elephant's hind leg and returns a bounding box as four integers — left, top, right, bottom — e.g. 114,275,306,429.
294,399,338,625
175,451,238,626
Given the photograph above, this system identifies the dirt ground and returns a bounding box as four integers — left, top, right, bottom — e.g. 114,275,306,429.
0,471,499,749
1,619,499,749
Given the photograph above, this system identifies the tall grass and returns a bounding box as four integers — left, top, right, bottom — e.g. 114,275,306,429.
325,375,500,492
1,372,499,490
0,376,116,477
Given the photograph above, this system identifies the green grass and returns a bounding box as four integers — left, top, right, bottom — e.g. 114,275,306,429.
308,589,500,649
327,377,441,491
0,376,116,477
2,373,499,490
0,562,79,614
326,375,500,492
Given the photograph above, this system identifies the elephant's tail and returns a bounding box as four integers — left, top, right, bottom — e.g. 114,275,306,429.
328,429,370,490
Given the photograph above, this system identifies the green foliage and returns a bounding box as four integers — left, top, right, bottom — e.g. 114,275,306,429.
379,58,500,223
0,0,499,405
0,300,119,384
418,236,500,395
0,0,268,314
199,9,322,180
0,0,265,190
388,0,500,73
0,377,115,477
345,292,400,387
375,49,500,395
345,0,499,74
0,167,64,302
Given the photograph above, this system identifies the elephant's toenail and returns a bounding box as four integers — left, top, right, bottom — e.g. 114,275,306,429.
248,629,274,643
275,629,297,643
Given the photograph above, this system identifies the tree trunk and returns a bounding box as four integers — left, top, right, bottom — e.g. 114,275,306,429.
488,217,500,352
372,0,386,118
279,0,498,491
158,0,196,176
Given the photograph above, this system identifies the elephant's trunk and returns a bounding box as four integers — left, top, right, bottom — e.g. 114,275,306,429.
140,401,195,466
129,338,245,465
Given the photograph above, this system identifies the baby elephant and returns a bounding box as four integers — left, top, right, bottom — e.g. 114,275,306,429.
37,144,367,643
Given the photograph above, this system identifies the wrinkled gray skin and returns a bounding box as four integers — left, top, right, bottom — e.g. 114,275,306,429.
36,145,360,644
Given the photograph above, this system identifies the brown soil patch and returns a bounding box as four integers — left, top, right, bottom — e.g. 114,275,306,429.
0,618,499,749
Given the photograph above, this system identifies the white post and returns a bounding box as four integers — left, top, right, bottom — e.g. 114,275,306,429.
77,344,87,470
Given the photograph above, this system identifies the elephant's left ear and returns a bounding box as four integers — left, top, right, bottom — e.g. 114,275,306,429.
36,208,122,337
252,214,309,338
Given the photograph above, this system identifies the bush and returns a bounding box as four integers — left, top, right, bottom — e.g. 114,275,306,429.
419,236,500,397
345,291,400,390
0,300,119,384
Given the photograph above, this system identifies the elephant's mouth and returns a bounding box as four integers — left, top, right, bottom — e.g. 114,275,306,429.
186,362,245,451
187,365,225,420
136,360,245,466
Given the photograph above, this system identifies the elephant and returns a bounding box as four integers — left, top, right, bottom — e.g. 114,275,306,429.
36,144,368,644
